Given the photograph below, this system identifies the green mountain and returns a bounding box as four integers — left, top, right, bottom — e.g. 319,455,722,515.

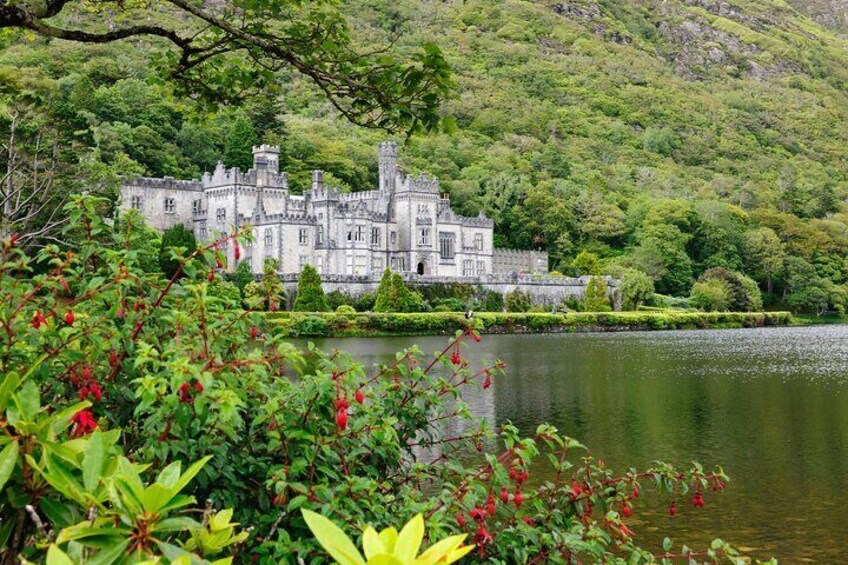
4,0,848,310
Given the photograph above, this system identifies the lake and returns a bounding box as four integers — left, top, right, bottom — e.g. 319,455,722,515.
302,326,848,563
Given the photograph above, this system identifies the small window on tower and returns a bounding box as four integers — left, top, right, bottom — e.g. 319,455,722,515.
164,198,176,214
130,195,142,210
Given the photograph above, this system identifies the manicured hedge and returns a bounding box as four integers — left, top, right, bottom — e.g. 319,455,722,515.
264,311,793,338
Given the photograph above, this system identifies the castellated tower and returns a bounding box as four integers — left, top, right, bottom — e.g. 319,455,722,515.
378,141,398,192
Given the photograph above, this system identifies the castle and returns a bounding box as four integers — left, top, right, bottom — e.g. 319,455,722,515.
120,142,549,279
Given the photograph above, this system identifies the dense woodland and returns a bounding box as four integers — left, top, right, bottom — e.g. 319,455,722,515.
4,0,848,312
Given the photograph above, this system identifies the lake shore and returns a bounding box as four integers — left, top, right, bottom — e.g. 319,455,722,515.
265,310,793,337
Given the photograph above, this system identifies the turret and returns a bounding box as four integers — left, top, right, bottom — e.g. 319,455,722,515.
378,141,398,192
252,145,280,187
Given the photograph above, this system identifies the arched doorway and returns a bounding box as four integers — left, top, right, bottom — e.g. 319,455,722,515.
417,262,425,275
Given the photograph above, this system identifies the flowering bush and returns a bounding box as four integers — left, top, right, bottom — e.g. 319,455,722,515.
0,196,775,564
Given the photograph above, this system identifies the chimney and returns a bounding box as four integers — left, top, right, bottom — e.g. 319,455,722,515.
378,141,398,192
312,170,324,191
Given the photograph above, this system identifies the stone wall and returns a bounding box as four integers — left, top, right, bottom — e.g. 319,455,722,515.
278,273,621,311
492,249,549,275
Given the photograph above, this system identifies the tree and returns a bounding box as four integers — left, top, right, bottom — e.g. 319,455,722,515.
611,267,654,310
697,268,760,312
583,276,612,312
293,263,329,312
743,227,786,294
223,114,256,171
374,269,425,313
505,289,531,312
159,223,197,279
0,0,452,133
232,260,255,299
245,258,286,311
572,251,601,276
690,279,731,312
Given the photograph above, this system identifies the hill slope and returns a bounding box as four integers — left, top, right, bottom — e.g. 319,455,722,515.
3,0,848,309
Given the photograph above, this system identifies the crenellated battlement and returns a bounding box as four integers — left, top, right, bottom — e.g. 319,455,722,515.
124,177,203,191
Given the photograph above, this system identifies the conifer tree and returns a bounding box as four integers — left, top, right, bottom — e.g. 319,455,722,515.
584,276,612,312
293,264,329,312
159,224,197,279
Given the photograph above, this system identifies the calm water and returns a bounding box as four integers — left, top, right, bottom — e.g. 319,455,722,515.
304,326,848,563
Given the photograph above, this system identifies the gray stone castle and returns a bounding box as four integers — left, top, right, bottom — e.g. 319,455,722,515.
120,142,548,279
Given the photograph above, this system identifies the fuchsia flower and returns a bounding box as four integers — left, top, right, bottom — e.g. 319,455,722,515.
354,389,365,404
71,409,97,437
64,310,75,326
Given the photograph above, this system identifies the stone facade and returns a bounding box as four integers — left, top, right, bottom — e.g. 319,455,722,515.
120,142,547,279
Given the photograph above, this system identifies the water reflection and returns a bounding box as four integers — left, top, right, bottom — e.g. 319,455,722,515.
303,326,848,563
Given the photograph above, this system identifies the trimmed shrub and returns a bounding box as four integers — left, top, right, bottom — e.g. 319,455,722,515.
584,276,612,312
327,290,353,310
374,269,426,313
690,279,731,312
231,260,254,298
159,224,197,279
208,279,241,309
482,290,504,312
505,289,531,312
293,264,330,312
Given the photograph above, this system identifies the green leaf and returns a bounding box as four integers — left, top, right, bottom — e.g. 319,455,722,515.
152,516,201,533
87,540,130,565
46,544,73,565
83,431,106,493
0,441,19,492
301,509,366,565
171,455,212,494
395,514,424,562
0,371,20,412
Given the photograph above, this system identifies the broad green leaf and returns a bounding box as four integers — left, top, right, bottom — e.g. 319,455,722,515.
301,509,366,565
141,483,176,514
155,460,182,489
0,371,20,412
152,516,201,533
39,498,78,529
378,527,398,555
365,555,404,565
394,514,424,561
87,540,130,565
415,535,472,565
362,526,384,559
0,441,19,492
171,455,212,494
46,544,73,565
83,431,106,492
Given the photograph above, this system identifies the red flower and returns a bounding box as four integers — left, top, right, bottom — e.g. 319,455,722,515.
469,507,487,522
474,524,493,547
31,310,46,329
571,480,583,497
468,330,482,343
486,492,496,515
692,492,705,508
207,270,215,282
234,242,241,261
269,303,277,312
513,489,523,507
632,483,640,498
178,382,193,403
622,501,633,518
354,389,365,404
669,501,677,516
64,310,75,326
88,382,103,401
618,523,634,538
60,277,70,293
77,386,89,400
9,234,18,246
134,301,143,312
522,516,535,527
500,486,510,504
249,327,259,339
482,373,492,389
193,381,204,393
336,397,350,411
109,350,119,367
82,366,92,381
71,409,97,437
456,513,467,528
336,408,348,431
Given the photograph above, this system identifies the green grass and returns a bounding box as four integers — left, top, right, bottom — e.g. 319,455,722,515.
263,311,793,338
788,313,848,326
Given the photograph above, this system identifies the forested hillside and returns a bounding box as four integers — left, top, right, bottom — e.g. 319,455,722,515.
4,0,848,310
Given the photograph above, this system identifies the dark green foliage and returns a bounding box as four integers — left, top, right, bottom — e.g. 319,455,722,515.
208,279,242,309
584,277,612,312
482,291,505,312
326,290,354,310
158,224,197,279
293,264,330,312
697,268,761,312
505,289,531,313
231,260,255,299
374,269,426,313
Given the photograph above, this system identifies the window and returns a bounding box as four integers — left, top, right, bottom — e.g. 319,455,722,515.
164,197,176,214
355,254,368,275
390,256,405,271
477,261,485,276
474,233,484,251
299,228,308,246
216,208,226,223
130,195,142,209
316,256,324,273
299,255,309,271
317,225,324,245
371,227,381,246
417,204,429,215
372,257,384,272
264,228,273,245
418,228,430,247
439,232,455,260
345,255,354,275
192,200,201,215
462,259,474,277
355,225,365,243
198,221,207,238
347,229,352,242
390,231,397,245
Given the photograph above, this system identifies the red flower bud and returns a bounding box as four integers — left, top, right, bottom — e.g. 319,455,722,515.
514,489,523,507
134,301,143,312
77,386,89,401
109,350,119,367
70,409,97,437
669,501,677,516
622,501,633,517
31,311,46,329
486,493,496,515
501,486,510,504
336,397,350,411
355,389,365,404
9,234,18,246
571,480,582,497
469,507,487,522
249,327,259,339
482,373,492,389
178,382,193,403
208,270,215,282
88,382,103,401
522,516,535,526
632,484,640,498
336,408,348,430
692,492,704,508
456,513,467,528
64,310,75,326
193,381,204,393
234,242,241,260
82,366,92,381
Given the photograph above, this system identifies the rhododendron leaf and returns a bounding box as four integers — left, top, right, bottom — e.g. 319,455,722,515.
156,460,182,489
209,508,235,531
86,540,129,565
0,441,19,493
141,483,178,514
394,514,424,561
415,534,471,565
57,522,127,547
301,509,366,565
153,516,201,532
46,544,73,565
171,455,212,494
0,371,21,412
362,526,384,559
365,555,404,565
378,527,398,554
83,430,105,492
